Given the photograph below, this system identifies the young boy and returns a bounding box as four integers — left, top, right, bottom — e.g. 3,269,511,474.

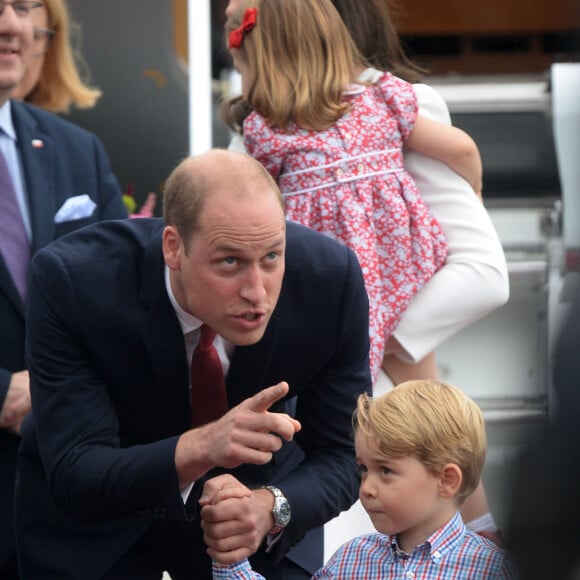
209,380,517,579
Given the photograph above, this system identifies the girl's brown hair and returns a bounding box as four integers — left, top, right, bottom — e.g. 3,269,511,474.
225,0,364,131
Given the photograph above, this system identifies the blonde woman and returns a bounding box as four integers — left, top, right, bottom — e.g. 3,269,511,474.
11,0,101,113
11,0,157,218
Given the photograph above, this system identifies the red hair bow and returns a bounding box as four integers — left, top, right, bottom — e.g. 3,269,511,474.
229,7,258,49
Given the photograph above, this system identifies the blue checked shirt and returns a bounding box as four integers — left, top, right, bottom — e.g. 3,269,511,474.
212,511,518,579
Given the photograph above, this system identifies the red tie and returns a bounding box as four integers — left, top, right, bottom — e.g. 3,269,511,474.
190,324,228,427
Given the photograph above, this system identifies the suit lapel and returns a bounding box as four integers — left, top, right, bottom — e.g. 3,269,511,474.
11,101,57,253
138,236,191,428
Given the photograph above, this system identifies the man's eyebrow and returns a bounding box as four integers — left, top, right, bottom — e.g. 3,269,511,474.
266,237,286,250
213,237,285,254
212,243,244,254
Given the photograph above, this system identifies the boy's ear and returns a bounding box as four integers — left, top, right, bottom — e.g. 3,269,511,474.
438,463,462,499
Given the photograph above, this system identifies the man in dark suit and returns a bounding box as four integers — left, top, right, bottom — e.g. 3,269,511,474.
16,149,371,579
0,4,127,578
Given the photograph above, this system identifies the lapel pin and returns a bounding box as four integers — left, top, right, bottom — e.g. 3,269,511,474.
32,139,44,149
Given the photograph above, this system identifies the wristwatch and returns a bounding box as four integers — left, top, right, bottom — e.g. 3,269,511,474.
262,485,291,534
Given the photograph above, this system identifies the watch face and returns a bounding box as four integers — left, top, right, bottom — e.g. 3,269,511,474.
275,497,291,526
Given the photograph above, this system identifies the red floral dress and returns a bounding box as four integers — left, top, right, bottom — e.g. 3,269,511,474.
244,72,447,382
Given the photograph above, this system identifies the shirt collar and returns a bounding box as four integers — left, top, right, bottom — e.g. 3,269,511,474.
425,510,465,558
164,265,203,336
387,511,465,563
0,101,16,141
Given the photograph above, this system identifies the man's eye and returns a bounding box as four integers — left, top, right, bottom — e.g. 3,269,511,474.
222,256,237,265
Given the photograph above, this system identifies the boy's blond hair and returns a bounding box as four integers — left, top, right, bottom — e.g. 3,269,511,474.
354,380,486,503
225,0,363,131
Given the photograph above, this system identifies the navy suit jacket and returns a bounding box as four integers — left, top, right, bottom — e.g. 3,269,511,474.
16,218,371,579
0,100,127,569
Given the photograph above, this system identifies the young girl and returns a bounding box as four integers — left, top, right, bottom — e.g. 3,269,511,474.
225,0,483,383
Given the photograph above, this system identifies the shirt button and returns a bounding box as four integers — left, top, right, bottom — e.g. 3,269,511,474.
433,550,441,559
406,573,414,579
344,132,352,139
357,163,365,172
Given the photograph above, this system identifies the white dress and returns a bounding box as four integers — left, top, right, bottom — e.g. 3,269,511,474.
394,83,508,359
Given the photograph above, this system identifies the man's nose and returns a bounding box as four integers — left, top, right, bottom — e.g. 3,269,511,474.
240,264,267,304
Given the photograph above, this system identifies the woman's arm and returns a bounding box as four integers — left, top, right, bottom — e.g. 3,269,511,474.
393,83,509,363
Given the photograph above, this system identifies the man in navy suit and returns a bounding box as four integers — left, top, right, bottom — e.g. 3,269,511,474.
16,149,371,579
0,3,127,577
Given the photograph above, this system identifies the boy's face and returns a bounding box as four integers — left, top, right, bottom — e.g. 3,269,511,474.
355,431,453,551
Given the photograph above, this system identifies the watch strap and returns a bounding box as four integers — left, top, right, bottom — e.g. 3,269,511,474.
261,485,290,534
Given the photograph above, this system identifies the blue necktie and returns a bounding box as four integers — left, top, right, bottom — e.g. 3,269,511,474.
0,147,31,303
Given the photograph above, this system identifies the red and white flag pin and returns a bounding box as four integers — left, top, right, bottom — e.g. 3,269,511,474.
31,139,44,148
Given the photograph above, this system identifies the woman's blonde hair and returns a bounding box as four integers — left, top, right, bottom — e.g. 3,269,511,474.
25,0,101,113
354,380,487,504
225,0,364,131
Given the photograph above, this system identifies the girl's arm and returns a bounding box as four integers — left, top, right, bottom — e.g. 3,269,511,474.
405,115,483,196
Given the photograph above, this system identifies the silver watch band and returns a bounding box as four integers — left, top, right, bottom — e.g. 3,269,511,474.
261,485,291,534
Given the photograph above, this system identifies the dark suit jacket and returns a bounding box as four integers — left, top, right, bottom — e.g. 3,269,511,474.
16,218,371,579
0,100,127,570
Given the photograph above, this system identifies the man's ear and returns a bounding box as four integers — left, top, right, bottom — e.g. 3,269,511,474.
439,463,462,499
162,225,182,270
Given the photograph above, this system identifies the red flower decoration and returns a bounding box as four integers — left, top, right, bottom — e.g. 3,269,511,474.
229,7,258,49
